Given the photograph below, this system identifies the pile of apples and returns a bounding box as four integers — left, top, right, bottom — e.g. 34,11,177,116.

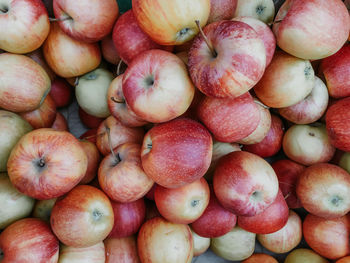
0,0,350,262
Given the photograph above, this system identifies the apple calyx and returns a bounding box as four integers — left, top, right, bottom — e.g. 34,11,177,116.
191,199,200,207
256,4,266,15
111,97,125,104
143,75,155,89
195,20,217,58
34,157,47,172
330,195,343,207
176,26,195,43
250,190,262,201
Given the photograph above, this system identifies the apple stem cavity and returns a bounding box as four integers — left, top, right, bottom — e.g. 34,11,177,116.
195,20,217,58
331,196,342,207
256,4,266,15
0,6,8,13
92,209,103,221
111,97,125,104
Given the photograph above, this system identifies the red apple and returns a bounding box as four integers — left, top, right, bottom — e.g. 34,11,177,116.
58,242,105,263
79,107,104,129
0,218,59,263
49,77,72,108
188,20,266,98
51,112,69,131
101,34,120,65
104,236,141,263
213,151,279,216
26,48,56,81
337,256,350,263
79,140,101,185
207,0,237,23
234,0,275,24
53,0,119,43
79,128,98,144
141,118,212,188
50,185,114,247
284,248,329,263
242,254,278,263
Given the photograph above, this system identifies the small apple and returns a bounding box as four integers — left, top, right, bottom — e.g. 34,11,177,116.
234,0,275,24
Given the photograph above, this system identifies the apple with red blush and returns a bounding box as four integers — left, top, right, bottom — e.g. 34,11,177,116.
104,237,140,263
208,0,237,23
49,77,72,108
26,48,56,81
234,0,275,24
79,128,98,144
51,112,69,131
101,34,120,65
58,242,105,263
79,140,101,184
79,107,104,129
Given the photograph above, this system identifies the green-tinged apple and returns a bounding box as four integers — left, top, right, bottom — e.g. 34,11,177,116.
104,237,141,263
32,198,57,222
79,140,101,184
242,253,278,263
51,112,69,131
284,248,329,263
339,152,350,174
234,0,275,23
58,242,105,263
207,0,237,23
191,228,210,257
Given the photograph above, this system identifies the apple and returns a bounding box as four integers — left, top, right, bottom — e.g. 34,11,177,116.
144,199,161,221
79,128,98,144
0,0,49,53
191,228,210,257
104,237,141,263
98,143,154,203
303,213,350,260
243,114,284,158
51,112,69,131
284,248,329,263
7,128,88,200
32,198,57,222
0,53,51,112
79,140,101,185
271,159,305,209
101,34,120,65
137,217,193,263
132,0,210,45
53,0,119,42
213,151,279,216
234,0,275,24
242,253,278,263
78,107,104,129
122,49,195,123
254,51,315,108
282,123,336,165
297,163,350,219
141,118,212,188
0,218,59,263
207,0,237,23
43,22,101,78
211,225,256,261
339,152,350,174
190,187,237,238
49,77,72,108
278,76,329,124
58,242,105,263
337,256,350,263
197,92,260,142
257,210,302,254
0,110,32,172
188,20,266,98
26,48,56,81
51,185,114,247
154,178,210,224
108,198,146,238
0,173,35,229
175,51,189,66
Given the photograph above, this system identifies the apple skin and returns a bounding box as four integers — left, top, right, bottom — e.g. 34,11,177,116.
26,48,56,81
254,51,315,108
326,97,350,152
191,229,210,257
49,77,72,108
79,140,101,185
154,178,210,224
257,210,302,254
53,0,119,43
243,114,284,158
242,254,278,263
101,34,120,65
188,20,266,98
213,151,279,216
0,218,59,263
122,49,195,123
234,0,275,24
296,163,350,219
137,217,193,263
43,22,101,78
7,128,88,200
98,143,154,203
273,0,350,60
320,44,350,98
238,190,289,234
58,242,105,263
271,159,305,209
79,107,104,129
132,0,210,45
303,213,350,260
337,256,350,263
284,248,329,263
0,0,49,53
0,53,51,112
108,198,146,238
104,236,141,263
197,92,260,142
190,187,237,238
51,112,69,131
278,76,329,124
339,152,350,174
32,198,57,222
207,0,237,23
50,185,114,248
141,118,212,189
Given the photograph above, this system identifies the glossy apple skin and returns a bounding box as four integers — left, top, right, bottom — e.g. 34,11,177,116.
254,51,314,108
0,0,49,53
213,151,279,216
238,190,289,234
0,53,51,112
79,107,104,129
243,114,284,158
51,185,114,247
0,218,59,263
132,0,210,45
108,198,146,238
190,187,237,238
104,237,141,263
58,242,105,263
257,210,302,254
101,34,120,65
303,213,350,260
112,10,173,65
197,92,260,142
43,22,101,78
7,128,88,200
53,0,119,43
137,217,193,263
320,44,350,98
284,248,329,263
49,77,72,108
189,20,266,98
208,0,237,23
141,118,212,188
98,143,154,203
79,140,101,184
271,159,305,209
154,178,210,224
20,94,57,129
273,0,350,60
26,48,56,81
122,49,195,123
242,253,278,263
297,163,350,219
51,112,69,131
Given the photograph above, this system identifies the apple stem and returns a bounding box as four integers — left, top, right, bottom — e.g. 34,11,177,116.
117,59,124,76
195,20,217,58
254,99,270,109
268,19,282,27
106,127,118,163
284,192,291,200
111,97,125,104
49,17,71,22
74,77,79,86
